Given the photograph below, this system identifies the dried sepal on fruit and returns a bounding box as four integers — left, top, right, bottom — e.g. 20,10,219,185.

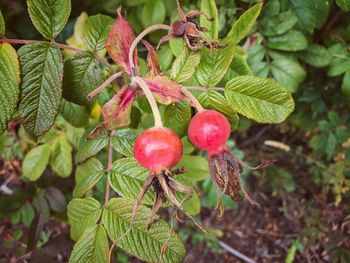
188,110,274,212
157,0,226,51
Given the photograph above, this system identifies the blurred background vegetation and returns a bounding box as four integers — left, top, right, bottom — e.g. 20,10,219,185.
1,0,350,262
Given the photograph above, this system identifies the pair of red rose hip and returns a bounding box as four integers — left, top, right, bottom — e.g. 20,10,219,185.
134,110,230,173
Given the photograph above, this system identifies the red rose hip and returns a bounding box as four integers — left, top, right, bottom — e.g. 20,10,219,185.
134,127,183,173
188,110,231,154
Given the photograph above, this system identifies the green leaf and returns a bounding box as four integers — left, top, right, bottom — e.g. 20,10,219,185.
270,54,306,92
27,0,71,40
336,0,350,11
226,3,262,44
23,144,51,181
108,158,155,205
182,191,200,216
224,76,295,123
50,136,73,178
63,51,103,106
298,44,332,67
83,14,114,51
341,71,350,100
158,43,174,71
247,44,269,77
0,44,20,134
175,155,209,183
267,30,308,51
169,39,185,58
198,90,239,131
75,129,109,164
67,197,102,241
162,100,191,138
196,43,235,87
102,198,186,263
73,158,105,198
200,0,218,40
230,53,252,76
0,9,5,35
111,129,137,157
326,133,336,159
18,42,63,136
141,0,166,28
327,43,350,76
69,224,109,263
21,202,35,227
60,99,90,128
45,186,67,213
259,12,298,37
171,48,200,83
291,0,329,32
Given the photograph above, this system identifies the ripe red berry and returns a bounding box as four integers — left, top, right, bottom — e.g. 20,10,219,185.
134,127,183,173
188,110,231,154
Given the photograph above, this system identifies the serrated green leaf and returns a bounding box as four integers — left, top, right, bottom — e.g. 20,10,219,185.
326,133,336,159
73,158,105,198
298,44,332,67
169,39,185,58
162,100,191,138
83,14,114,51
69,224,108,263
270,55,306,92
175,155,209,183
63,51,103,106
60,99,89,128
224,76,295,123
67,197,102,241
259,12,298,37
75,129,109,164
50,136,72,177
200,0,218,40
23,144,51,181
27,0,71,40
111,129,137,157
18,42,63,136
0,44,20,134
108,158,155,205
226,3,262,44
196,43,235,87
198,90,239,131
171,48,200,83
267,30,308,51
0,9,5,35
336,0,350,11
141,0,166,28
102,198,186,263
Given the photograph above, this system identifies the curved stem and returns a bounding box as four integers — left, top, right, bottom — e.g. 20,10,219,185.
180,86,204,112
128,24,171,76
104,130,116,208
185,86,225,91
132,76,163,128
87,72,123,100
